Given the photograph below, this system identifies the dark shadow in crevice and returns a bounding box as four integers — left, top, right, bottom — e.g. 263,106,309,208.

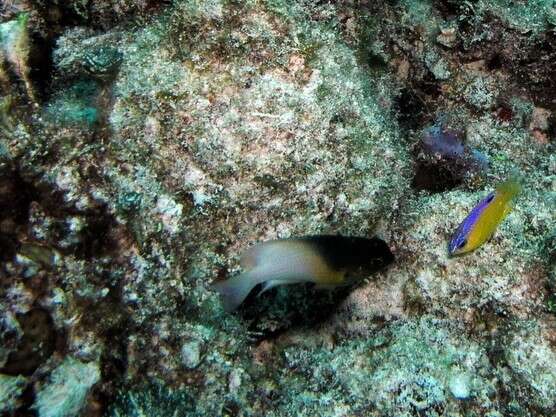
0,308,57,376
73,207,120,260
418,72,442,98
394,88,429,132
92,293,132,417
547,114,556,142
411,161,463,193
239,283,356,342
28,31,56,103
0,170,40,262
10,383,39,417
486,52,505,71
434,0,466,19
0,170,40,225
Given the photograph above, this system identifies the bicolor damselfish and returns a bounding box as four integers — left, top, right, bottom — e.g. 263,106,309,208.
211,235,393,312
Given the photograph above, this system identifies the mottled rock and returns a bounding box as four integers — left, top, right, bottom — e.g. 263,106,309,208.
504,322,556,410
448,372,471,400
0,374,26,413
34,357,100,417
437,26,457,48
180,340,202,369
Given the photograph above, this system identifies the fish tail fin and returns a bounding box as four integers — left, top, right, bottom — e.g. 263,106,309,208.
497,176,522,200
211,271,261,312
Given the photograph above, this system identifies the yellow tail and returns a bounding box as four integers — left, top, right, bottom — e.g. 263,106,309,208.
496,177,522,200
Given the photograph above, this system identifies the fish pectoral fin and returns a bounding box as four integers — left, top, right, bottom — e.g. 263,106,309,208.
502,204,513,218
256,279,281,296
256,278,306,297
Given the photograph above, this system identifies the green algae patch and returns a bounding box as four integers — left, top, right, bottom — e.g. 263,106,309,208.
476,0,556,33
46,80,100,127
109,382,196,417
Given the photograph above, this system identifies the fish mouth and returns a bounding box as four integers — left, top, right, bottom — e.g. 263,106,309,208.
447,246,469,257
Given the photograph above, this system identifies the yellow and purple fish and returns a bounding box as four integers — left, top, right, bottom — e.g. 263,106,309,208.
211,235,393,312
448,178,521,256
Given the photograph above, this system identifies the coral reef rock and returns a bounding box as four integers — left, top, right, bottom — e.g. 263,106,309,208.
0,0,555,416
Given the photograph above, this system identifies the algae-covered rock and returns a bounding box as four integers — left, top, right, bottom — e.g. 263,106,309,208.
106,0,409,240
46,80,100,127
34,357,100,417
110,382,196,417
0,13,36,102
0,374,27,413
503,321,556,410
244,316,496,416
1,0,555,416
53,28,123,79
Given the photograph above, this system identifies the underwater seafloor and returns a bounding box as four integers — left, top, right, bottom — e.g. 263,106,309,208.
0,1,555,416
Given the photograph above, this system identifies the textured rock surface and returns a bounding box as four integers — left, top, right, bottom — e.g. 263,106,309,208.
0,1,555,416
34,358,101,417
0,374,26,413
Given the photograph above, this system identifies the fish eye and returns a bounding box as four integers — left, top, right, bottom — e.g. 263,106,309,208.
457,239,467,249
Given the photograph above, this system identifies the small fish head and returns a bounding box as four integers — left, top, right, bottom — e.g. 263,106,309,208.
448,233,468,256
